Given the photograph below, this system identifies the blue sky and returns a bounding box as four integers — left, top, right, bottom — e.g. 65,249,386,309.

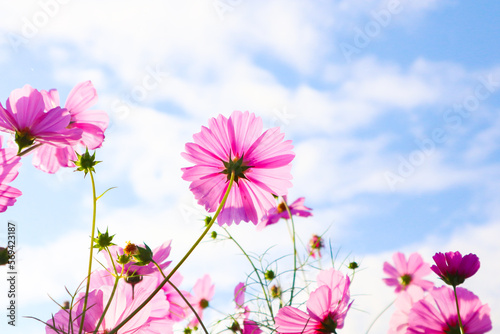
1,1,499,333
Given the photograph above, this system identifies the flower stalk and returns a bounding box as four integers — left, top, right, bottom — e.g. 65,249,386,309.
107,172,235,334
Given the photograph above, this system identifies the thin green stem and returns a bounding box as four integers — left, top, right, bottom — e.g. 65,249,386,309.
79,171,98,334
17,142,43,157
224,228,274,320
152,261,208,334
107,172,235,334
453,286,465,334
93,274,120,334
93,247,122,334
365,299,395,334
283,199,298,306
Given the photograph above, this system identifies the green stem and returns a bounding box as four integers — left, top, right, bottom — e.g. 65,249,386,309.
107,172,235,334
152,261,208,334
93,274,120,334
224,228,274,320
93,247,122,334
283,199,298,306
453,286,465,334
79,171,98,334
17,142,43,157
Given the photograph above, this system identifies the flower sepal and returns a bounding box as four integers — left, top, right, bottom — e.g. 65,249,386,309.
73,148,100,176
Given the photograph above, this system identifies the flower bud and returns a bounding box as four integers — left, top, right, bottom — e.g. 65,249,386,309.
265,269,276,281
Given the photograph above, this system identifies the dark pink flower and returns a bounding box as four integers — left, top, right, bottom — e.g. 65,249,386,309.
0,138,22,212
308,234,324,259
407,286,492,334
32,81,109,173
431,251,480,287
103,241,172,278
182,111,294,226
187,274,215,327
275,268,352,334
46,272,173,334
383,252,434,293
257,196,312,230
0,85,81,153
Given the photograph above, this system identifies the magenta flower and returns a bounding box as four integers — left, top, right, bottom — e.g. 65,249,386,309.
32,81,109,173
182,111,295,226
187,274,215,327
103,241,172,278
383,252,434,293
407,286,492,334
0,85,81,153
431,251,480,287
46,272,173,334
257,196,312,230
0,138,22,212
275,268,352,334
308,234,324,259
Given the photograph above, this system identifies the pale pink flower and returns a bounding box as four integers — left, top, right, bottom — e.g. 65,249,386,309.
182,111,294,226
103,241,172,278
46,272,173,334
0,85,81,153
257,196,312,230
275,268,352,334
383,252,434,293
407,286,492,334
187,274,215,327
0,138,22,212
431,251,480,287
33,81,109,173
388,285,425,334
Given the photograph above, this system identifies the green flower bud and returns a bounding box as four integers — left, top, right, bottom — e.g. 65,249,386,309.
73,148,101,176
265,269,276,281
93,228,115,252
132,243,154,266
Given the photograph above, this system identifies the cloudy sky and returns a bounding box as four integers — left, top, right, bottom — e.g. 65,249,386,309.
1,1,499,333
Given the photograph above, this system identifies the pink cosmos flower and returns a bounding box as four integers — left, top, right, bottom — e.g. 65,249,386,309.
187,274,215,327
182,111,295,226
383,252,434,293
103,241,172,278
388,286,425,334
257,196,312,230
431,251,480,287
0,85,81,153
46,272,173,334
308,234,324,259
275,268,352,334
32,81,109,173
407,286,492,334
0,138,22,212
